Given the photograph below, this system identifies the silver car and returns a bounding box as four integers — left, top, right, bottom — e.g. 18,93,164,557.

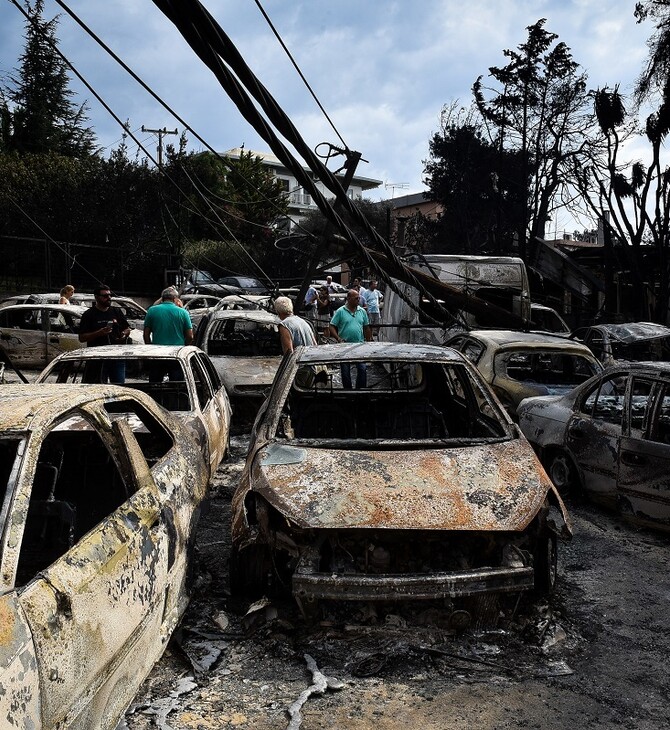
518,362,670,530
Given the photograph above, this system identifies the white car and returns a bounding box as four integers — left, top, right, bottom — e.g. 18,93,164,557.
0,304,143,370
194,309,283,420
37,345,231,478
0,384,210,729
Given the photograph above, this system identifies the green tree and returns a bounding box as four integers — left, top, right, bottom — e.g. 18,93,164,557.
1,0,95,156
423,103,524,254
473,19,592,257
165,149,289,278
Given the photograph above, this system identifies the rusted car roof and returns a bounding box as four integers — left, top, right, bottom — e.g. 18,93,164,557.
0,383,151,431
585,322,670,344
47,344,198,359
463,329,591,351
296,341,467,364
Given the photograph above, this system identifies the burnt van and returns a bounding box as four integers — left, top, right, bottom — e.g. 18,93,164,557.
382,254,531,345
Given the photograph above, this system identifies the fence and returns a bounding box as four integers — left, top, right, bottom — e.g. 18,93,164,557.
0,235,178,297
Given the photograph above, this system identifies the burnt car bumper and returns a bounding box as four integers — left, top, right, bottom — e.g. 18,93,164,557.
292,543,535,602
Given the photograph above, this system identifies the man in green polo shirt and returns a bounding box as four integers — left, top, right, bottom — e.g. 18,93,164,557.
328,288,372,389
144,288,194,346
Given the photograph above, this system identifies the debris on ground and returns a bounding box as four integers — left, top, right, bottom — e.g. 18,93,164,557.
286,654,345,730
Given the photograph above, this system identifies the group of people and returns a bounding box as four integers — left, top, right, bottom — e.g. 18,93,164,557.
69,276,376,389
304,276,383,338
74,284,194,384
277,277,378,389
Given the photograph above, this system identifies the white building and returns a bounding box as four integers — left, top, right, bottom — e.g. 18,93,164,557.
222,148,382,230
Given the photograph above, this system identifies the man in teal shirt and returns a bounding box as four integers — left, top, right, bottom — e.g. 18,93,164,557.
144,288,194,346
328,289,371,389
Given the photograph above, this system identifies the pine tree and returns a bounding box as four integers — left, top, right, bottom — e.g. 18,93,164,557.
3,0,95,156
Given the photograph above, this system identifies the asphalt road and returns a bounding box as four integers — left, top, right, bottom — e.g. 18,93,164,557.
122,436,670,730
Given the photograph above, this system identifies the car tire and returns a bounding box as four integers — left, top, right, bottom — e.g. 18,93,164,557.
229,544,270,598
534,531,558,594
546,450,577,496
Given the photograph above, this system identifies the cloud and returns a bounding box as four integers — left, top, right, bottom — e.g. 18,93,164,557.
0,0,662,211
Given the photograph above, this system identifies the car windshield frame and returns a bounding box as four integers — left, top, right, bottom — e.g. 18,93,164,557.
264,355,513,449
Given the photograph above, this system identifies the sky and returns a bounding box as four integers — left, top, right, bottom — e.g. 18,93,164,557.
0,0,654,233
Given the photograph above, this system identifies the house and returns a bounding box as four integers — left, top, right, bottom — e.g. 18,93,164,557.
222,148,382,231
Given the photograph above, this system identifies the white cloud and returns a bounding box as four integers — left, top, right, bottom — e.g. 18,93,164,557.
0,0,663,212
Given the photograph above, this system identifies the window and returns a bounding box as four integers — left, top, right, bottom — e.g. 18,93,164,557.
462,339,486,365
43,358,191,411
629,378,654,435
0,308,42,330
581,374,627,426
104,399,173,464
499,350,597,386
0,437,22,523
650,384,670,444
48,309,79,333
15,414,134,585
190,356,213,409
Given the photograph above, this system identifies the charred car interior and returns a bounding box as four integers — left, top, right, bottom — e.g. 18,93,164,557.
205,317,282,357
282,360,506,442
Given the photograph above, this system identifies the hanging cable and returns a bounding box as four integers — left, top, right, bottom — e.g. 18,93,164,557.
251,0,348,149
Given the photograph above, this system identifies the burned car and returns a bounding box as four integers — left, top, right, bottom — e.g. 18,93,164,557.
446,329,601,418
194,309,283,418
0,304,88,369
0,384,209,729
181,294,223,329
570,322,670,366
231,343,571,620
35,345,231,478
518,363,670,531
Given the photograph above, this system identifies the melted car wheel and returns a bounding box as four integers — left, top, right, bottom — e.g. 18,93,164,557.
546,451,576,496
534,532,557,594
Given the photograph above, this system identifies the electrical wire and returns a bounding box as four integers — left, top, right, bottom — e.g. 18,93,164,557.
7,0,282,288
151,0,460,327
251,0,348,150
49,0,308,237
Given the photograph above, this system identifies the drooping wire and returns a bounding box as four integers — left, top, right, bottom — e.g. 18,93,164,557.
251,0,348,150
49,0,309,237
152,0,460,327
6,0,284,288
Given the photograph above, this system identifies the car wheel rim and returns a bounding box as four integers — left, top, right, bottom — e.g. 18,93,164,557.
549,455,571,491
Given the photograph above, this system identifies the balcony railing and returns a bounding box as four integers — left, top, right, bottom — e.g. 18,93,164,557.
289,192,313,207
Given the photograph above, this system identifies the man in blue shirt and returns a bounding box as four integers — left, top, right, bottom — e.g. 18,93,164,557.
328,289,371,389
362,279,383,338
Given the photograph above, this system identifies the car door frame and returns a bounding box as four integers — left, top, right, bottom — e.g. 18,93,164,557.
617,375,670,525
10,406,172,729
566,371,628,505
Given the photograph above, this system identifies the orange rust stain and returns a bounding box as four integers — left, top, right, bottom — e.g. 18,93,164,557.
0,600,15,645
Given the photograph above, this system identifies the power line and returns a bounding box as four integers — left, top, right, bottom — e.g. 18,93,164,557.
251,0,348,149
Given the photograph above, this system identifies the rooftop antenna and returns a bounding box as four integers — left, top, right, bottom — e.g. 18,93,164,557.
385,182,409,199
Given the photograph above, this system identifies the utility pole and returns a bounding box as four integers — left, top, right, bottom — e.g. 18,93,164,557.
141,125,178,168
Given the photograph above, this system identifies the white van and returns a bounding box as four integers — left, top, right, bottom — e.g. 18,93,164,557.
382,254,531,346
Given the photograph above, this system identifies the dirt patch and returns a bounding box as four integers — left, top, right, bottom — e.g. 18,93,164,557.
122,437,670,730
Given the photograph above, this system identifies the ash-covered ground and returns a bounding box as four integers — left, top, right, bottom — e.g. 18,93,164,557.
122,436,669,730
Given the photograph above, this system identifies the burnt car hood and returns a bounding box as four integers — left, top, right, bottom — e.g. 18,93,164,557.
252,439,554,531
213,356,281,387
